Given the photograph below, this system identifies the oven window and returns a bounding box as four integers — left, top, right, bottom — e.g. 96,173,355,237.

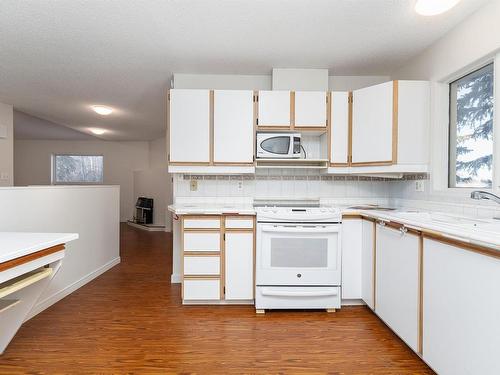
270,238,328,268
260,136,290,154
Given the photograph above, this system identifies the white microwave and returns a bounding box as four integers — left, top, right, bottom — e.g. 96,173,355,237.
256,133,301,159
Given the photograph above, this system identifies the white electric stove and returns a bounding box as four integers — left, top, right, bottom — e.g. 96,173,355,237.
254,201,342,312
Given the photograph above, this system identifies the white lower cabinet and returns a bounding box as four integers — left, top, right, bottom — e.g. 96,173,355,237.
375,223,419,352
183,256,220,275
423,238,500,375
361,218,375,309
183,279,220,300
225,232,254,300
341,219,362,299
182,215,254,303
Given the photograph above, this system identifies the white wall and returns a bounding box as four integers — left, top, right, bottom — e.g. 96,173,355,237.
0,185,120,319
0,102,14,186
390,0,500,208
393,0,500,81
14,140,149,221
131,137,173,229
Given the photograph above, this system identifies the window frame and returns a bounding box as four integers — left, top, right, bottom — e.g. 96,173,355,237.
447,62,495,190
431,52,499,198
51,153,104,185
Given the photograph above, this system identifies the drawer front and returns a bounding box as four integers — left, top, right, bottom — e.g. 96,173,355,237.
184,232,220,252
183,279,220,300
255,286,340,309
184,218,220,229
225,217,254,229
184,256,220,275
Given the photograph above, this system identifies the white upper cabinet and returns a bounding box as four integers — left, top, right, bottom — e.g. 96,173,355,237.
213,90,254,164
350,80,430,168
258,90,291,127
294,91,327,127
397,81,430,166
352,81,394,165
330,91,350,165
376,224,420,352
169,89,210,163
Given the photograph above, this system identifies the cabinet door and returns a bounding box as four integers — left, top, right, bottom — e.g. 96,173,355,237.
376,224,419,352
330,91,350,164
258,91,291,127
423,239,500,375
361,219,375,309
351,81,394,165
169,89,210,163
225,232,254,300
341,219,362,299
213,90,254,164
294,91,327,127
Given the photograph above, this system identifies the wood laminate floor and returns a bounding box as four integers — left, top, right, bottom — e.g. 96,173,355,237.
0,224,433,374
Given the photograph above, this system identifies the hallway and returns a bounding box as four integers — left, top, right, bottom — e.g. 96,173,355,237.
0,224,432,374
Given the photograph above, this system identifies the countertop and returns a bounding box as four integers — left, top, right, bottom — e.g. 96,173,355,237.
168,201,500,250
342,208,500,250
168,203,255,215
0,232,79,264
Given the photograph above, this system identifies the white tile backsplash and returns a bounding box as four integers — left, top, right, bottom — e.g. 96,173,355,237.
173,172,500,220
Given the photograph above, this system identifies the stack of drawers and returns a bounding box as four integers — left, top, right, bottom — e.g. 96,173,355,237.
181,215,255,303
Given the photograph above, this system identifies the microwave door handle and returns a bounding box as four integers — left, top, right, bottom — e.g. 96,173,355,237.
261,288,339,298
260,225,339,234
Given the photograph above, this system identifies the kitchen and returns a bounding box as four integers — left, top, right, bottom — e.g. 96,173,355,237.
1,0,500,373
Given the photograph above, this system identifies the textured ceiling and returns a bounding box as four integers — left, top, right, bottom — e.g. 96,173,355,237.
0,0,491,140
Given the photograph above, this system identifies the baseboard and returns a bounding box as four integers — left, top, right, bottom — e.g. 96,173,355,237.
171,273,181,283
25,257,121,321
341,298,366,306
127,221,165,232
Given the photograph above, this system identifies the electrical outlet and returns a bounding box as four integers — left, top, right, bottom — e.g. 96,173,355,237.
0,172,8,181
190,179,198,192
236,181,243,191
415,180,424,192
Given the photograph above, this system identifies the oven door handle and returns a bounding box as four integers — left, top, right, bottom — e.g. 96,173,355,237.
260,225,339,234
261,288,338,297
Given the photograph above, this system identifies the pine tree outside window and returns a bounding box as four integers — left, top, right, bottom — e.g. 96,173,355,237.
449,63,494,188
52,154,104,184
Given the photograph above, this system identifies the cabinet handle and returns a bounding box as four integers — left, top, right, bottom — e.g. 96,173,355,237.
399,226,408,235
377,220,386,227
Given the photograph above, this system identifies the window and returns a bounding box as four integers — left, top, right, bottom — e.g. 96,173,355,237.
52,154,104,184
449,63,494,188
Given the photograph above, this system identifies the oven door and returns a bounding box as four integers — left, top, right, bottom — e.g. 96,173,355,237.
256,223,341,286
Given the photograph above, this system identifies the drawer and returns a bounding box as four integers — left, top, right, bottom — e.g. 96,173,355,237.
184,232,220,252
225,217,254,229
184,256,220,275
183,279,220,300
255,286,341,310
184,218,220,229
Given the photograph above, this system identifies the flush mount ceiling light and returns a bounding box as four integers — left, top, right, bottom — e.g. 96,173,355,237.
415,0,460,15
91,105,113,115
90,128,106,135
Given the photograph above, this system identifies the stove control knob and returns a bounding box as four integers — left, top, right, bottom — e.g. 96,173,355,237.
297,273,302,278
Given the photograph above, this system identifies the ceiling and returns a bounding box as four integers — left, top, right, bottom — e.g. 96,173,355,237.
0,0,491,141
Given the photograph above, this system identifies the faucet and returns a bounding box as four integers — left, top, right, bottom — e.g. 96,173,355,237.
470,191,500,205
